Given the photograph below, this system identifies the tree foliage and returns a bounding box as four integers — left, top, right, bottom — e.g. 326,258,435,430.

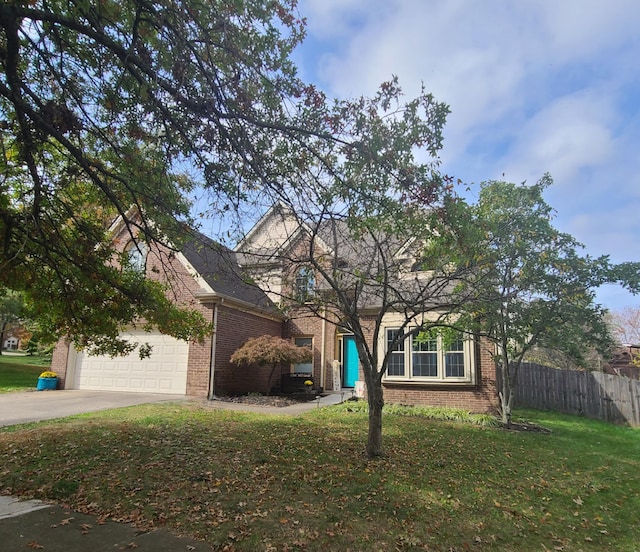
445,177,639,425
230,334,312,394
230,335,312,367
0,1,457,360
0,0,343,353
236,77,472,457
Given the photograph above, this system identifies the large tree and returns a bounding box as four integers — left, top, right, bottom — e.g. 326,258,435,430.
236,80,475,458
445,177,640,426
0,0,356,354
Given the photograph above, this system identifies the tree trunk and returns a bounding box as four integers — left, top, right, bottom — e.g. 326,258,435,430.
0,320,6,356
267,362,278,395
499,360,512,427
366,378,384,458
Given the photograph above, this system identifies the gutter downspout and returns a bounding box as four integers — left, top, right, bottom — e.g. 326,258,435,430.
320,306,327,391
208,303,219,400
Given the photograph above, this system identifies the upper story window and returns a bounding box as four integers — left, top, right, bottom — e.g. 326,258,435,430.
383,328,475,384
295,267,315,302
125,240,147,273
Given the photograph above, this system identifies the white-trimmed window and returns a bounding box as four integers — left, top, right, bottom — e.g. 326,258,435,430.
125,240,147,272
295,267,314,301
383,328,475,384
293,337,313,374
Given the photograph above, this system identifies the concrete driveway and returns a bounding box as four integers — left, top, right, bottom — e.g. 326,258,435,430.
0,390,189,427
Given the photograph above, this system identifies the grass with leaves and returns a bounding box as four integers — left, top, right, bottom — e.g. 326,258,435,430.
0,403,638,551
0,354,51,393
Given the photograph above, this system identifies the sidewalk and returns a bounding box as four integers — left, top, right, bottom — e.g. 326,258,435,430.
204,390,349,415
0,496,212,551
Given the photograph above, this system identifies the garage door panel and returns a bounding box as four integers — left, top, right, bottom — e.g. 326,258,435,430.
75,332,189,394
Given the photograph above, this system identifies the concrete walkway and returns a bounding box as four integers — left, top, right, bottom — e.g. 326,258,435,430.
0,496,213,551
0,390,190,427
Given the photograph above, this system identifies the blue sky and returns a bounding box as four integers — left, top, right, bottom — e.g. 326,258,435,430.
290,0,640,312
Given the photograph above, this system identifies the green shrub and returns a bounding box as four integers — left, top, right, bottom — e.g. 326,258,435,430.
331,400,498,427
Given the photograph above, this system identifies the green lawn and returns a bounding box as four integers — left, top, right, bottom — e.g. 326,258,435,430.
0,403,638,551
0,354,51,393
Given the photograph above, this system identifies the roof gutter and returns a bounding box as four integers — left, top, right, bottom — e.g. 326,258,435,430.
194,291,284,322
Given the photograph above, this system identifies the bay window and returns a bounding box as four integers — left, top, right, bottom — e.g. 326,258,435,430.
383,328,475,384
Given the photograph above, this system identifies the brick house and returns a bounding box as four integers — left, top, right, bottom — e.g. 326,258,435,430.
51,207,498,412
234,204,498,412
604,345,640,380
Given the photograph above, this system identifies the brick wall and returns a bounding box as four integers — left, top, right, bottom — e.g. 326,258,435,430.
211,305,282,396
283,309,339,392
50,339,71,388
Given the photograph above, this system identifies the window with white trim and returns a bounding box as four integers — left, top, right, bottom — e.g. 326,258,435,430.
386,329,405,376
293,337,313,374
383,328,475,384
125,240,147,272
295,267,314,301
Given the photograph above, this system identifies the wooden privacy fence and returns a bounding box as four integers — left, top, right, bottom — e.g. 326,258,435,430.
511,363,640,426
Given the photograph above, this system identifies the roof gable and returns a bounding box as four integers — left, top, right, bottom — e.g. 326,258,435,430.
235,203,334,261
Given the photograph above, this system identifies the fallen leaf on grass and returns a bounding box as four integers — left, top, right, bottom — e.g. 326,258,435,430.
26,541,44,549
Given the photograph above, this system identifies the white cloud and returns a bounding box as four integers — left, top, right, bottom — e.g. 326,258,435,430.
498,91,616,185
297,0,640,309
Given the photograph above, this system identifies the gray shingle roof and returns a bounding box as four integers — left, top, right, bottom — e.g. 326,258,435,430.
181,230,279,315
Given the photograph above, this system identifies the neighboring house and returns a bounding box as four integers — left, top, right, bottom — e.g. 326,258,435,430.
604,345,640,380
2,324,28,351
3,333,19,350
3,337,18,350
51,206,497,413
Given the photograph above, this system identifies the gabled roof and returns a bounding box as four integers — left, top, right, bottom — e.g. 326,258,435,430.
237,203,419,266
181,230,280,316
233,204,464,313
235,203,334,263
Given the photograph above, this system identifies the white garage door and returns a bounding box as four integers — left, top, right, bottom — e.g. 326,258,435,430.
74,331,189,394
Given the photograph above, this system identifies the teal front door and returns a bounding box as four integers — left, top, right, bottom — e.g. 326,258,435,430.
343,336,359,388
